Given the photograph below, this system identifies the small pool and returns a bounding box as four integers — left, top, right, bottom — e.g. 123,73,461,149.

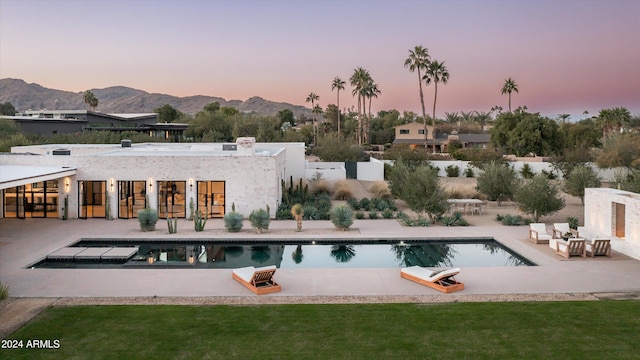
31,239,535,269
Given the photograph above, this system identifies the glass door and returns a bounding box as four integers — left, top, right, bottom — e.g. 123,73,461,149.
78,181,106,218
17,185,25,219
118,181,147,219
157,181,186,218
196,181,225,218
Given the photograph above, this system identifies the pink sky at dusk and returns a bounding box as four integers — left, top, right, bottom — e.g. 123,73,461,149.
1,0,639,119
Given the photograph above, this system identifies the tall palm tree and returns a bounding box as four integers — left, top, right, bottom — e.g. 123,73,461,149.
305,92,319,145
404,46,431,147
423,60,449,153
331,77,346,138
350,67,370,145
597,107,631,138
501,78,519,112
558,114,571,124
364,81,380,144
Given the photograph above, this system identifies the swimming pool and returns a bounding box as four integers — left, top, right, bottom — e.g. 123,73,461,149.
31,239,535,268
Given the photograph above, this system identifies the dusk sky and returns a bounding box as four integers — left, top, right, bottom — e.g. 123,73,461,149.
1,0,639,119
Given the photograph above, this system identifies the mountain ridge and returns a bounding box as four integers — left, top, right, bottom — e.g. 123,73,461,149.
0,78,311,117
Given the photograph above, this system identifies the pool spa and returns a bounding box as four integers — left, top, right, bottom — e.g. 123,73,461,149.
31,239,535,269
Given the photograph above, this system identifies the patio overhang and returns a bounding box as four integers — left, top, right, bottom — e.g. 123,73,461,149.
0,165,77,190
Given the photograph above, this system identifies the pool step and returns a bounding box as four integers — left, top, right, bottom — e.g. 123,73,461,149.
47,246,139,262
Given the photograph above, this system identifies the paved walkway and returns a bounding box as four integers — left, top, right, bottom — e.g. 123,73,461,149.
1,217,640,338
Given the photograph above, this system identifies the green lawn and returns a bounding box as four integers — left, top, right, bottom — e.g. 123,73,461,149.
4,301,640,359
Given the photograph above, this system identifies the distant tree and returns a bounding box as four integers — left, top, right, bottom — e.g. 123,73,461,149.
83,90,99,110
515,174,565,222
476,161,518,206
595,133,640,169
560,118,601,150
596,107,631,138
423,60,449,152
363,79,380,144
490,111,562,156
203,102,220,113
0,102,16,116
305,92,320,145
557,114,571,124
323,104,340,132
331,76,346,137
350,67,371,145
154,104,181,123
550,146,594,179
501,78,518,112
311,135,368,162
564,165,601,204
0,118,21,137
612,169,640,193
404,46,431,147
277,109,295,127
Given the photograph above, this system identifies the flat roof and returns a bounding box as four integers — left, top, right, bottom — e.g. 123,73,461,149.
0,165,77,190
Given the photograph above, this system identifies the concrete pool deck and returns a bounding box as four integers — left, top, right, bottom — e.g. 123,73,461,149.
1,218,640,300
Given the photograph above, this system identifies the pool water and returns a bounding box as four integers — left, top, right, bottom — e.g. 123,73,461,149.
32,239,534,269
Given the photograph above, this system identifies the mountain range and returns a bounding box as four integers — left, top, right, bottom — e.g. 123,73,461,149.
0,78,312,117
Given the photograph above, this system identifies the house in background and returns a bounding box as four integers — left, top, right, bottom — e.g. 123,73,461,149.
1,110,187,141
392,123,491,153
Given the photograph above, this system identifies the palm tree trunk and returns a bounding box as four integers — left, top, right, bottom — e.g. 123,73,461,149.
367,96,373,144
357,95,362,145
432,82,438,153
418,70,428,149
508,93,512,112
337,90,341,138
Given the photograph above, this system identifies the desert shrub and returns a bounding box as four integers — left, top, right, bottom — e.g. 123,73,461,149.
137,208,158,232
333,179,353,200
359,197,370,210
315,193,332,220
440,211,469,226
369,181,392,199
567,216,579,230
355,211,365,219
303,205,319,220
416,216,431,227
311,179,331,195
374,198,389,211
496,213,526,226
368,211,378,219
346,198,361,210
520,163,535,179
0,280,8,300
224,212,244,232
445,165,460,177
330,205,354,230
386,199,398,211
276,203,293,220
464,167,474,177
381,208,394,219
249,207,271,233
398,212,414,226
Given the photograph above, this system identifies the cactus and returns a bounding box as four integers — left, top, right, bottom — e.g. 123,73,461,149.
249,206,271,234
62,195,68,220
188,198,195,221
167,215,178,234
194,209,207,232
291,203,304,232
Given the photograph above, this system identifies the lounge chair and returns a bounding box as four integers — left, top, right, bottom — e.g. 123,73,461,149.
552,223,575,239
400,266,464,293
556,238,586,259
586,239,611,257
232,265,281,295
529,223,552,244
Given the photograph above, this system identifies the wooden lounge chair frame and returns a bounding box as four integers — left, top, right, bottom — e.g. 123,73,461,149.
232,266,282,295
552,223,577,239
529,223,551,244
586,239,611,257
401,267,464,293
555,239,586,259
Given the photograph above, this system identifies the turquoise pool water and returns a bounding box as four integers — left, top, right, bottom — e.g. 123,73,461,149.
32,239,534,269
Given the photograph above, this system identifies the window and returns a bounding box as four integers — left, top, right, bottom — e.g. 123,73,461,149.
418,129,425,134
400,129,409,134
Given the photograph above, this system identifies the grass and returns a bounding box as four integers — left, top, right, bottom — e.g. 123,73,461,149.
6,301,640,359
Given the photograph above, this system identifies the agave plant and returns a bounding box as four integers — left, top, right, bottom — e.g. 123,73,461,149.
330,205,354,231
249,206,271,234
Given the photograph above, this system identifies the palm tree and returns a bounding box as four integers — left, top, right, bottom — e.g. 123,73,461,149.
331,77,346,138
83,90,99,111
350,67,371,145
501,78,519,112
597,107,632,138
423,60,449,153
305,92,319,145
558,114,571,124
364,81,380,144
404,46,431,147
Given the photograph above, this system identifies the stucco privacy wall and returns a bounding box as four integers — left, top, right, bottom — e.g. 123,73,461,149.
584,188,640,253
2,140,287,219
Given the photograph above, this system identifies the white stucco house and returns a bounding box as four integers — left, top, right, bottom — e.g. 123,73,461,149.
583,188,640,260
0,138,305,220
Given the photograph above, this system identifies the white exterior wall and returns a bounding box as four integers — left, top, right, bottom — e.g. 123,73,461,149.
257,142,306,181
357,157,384,181
1,145,286,219
584,188,640,259
305,162,346,181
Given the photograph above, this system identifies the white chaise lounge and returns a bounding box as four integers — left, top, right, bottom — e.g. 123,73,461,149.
400,266,464,293
529,223,552,244
232,265,281,295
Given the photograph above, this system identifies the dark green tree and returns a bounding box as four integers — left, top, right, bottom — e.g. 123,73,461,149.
277,109,295,127
0,102,16,116
490,111,562,156
595,133,640,169
515,174,565,222
501,77,518,112
564,165,601,204
83,90,99,110
476,161,517,206
154,104,181,123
